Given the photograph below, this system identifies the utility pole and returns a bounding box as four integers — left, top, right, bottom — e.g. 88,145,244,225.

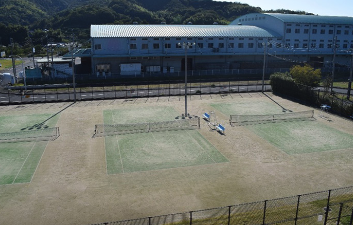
71,31,76,102
10,38,16,79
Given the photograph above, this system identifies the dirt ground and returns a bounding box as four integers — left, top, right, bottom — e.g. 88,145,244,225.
0,92,353,225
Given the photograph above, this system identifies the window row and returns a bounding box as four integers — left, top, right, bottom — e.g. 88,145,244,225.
129,42,268,50
286,28,353,35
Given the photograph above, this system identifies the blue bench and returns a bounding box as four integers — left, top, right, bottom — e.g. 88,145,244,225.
216,124,225,134
203,113,210,121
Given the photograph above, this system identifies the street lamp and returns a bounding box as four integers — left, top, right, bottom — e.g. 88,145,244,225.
178,42,195,118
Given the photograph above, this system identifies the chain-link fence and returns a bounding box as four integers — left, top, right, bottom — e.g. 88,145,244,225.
0,79,271,105
91,186,353,225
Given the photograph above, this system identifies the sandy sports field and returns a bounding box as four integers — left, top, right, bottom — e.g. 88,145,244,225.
0,92,353,225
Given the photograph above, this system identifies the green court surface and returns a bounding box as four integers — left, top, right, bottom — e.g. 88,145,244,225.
105,130,228,174
0,114,59,185
247,120,353,154
104,106,180,124
103,106,228,174
211,101,283,117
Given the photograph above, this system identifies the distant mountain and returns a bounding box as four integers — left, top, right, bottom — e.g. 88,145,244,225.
0,0,309,46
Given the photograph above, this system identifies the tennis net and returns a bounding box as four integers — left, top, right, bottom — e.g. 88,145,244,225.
229,110,315,126
95,117,200,137
0,127,60,142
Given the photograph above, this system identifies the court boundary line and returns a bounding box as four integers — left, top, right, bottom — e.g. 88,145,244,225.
12,141,37,184
30,140,50,183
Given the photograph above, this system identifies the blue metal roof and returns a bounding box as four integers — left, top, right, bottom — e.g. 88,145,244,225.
90,24,280,38
265,13,353,25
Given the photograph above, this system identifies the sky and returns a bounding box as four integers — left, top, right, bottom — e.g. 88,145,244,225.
213,0,353,17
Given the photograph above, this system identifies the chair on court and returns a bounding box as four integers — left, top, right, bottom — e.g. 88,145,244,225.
203,113,210,121
216,124,225,134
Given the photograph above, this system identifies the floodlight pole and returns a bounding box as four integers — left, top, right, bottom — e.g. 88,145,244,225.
179,42,195,117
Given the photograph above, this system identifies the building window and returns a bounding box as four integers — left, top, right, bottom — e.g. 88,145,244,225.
344,30,349,35
312,29,317,34
208,43,214,48
304,29,309,34
130,43,137,49
286,28,291,33
94,44,101,50
238,43,244,48
294,43,299,48
198,38,203,40
228,43,234,48
153,43,160,49
311,43,316,48
319,44,324,48
197,43,204,48
154,38,160,40
142,38,148,41
164,43,171,49
276,43,282,48
248,43,254,48
303,43,308,48
165,38,170,40
328,44,332,48
320,29,325,34
219,43,225,48
343,44,348,48
176,43,182,48
337,30,341,34
142,44,148,49
329,30,334,34
295,29,300,34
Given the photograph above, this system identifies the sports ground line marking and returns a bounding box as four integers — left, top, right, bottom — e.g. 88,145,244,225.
116,138,124,173
30,140,50,183
12,141,37,184
186,130,216,163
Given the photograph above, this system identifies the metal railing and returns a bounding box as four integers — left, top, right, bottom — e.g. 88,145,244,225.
91,186,353,225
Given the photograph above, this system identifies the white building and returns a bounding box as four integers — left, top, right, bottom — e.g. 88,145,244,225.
89,13,353,78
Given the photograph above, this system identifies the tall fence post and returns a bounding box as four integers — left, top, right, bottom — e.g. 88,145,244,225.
349,207,353,225
324,190,331,225
190,211,193,225
295,195,301,225
228,206,232,225
148,216,152,225
337,203,344,225
263,200,267,225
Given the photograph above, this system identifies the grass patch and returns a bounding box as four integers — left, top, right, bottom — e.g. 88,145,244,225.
211,101,284,117
103,106,227,174
0,113,59,185
247,120,353,154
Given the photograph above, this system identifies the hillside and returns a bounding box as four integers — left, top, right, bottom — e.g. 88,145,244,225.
0,0,309,47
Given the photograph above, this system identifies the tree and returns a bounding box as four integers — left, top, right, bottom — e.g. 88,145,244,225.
290,64,321,87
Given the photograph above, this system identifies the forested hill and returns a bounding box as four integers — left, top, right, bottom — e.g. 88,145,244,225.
0,0,309,27
0,0,309,46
